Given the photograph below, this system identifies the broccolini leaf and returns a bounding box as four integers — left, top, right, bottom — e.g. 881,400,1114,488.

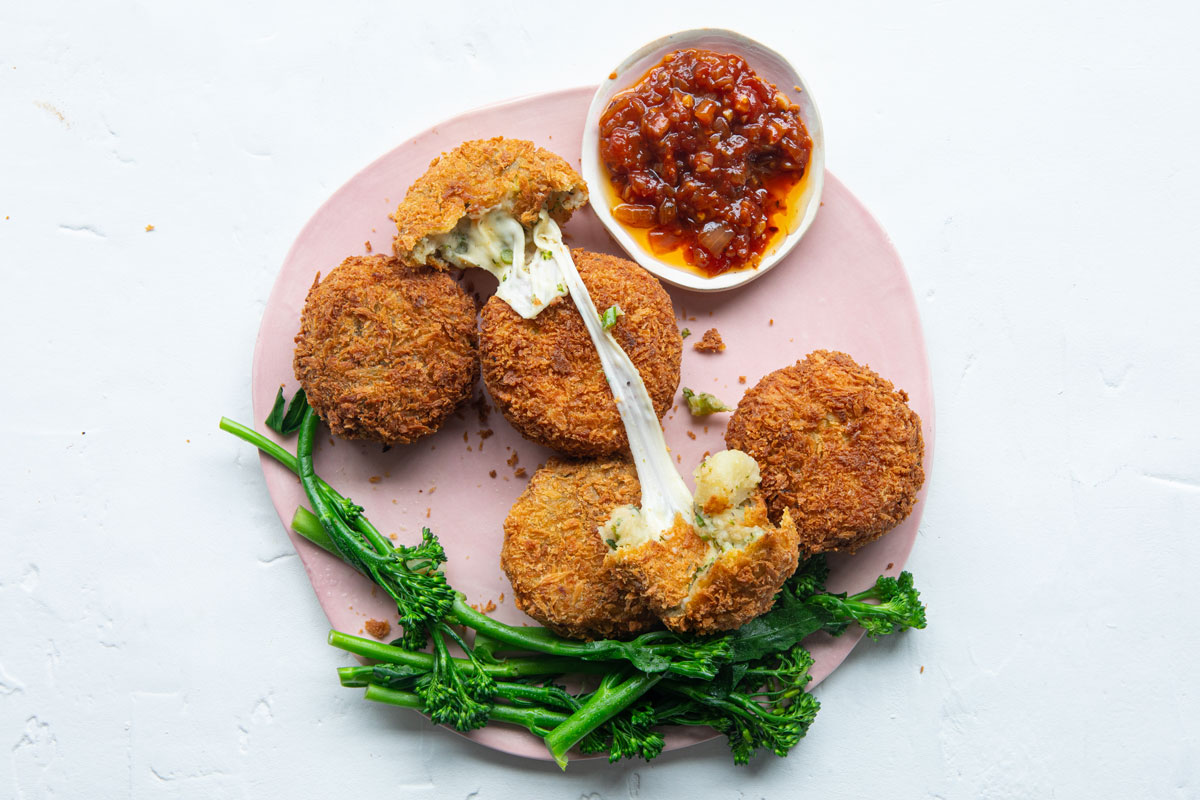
682,387,731,416
265,388,309,435
724,590,830,663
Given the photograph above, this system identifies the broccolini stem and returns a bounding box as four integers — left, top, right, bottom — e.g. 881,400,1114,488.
364,685,570,735
329,630,612,678
544,671,664,770
295,409,383,573
219,416,334,496
291,506,336,553
221,416,391,553
450,596,583,652
341,668,579,712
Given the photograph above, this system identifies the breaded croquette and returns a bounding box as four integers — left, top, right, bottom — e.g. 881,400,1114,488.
392,137,587,269
293,255,478,445
501,457,658,640
480,249,682,457
601,451,800,635
725,350,925,553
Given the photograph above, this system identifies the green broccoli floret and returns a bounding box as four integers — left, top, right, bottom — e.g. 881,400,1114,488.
809,571,927,638
658,643,820,764
578,700,665,763
418,623,496,731
785,554,831,599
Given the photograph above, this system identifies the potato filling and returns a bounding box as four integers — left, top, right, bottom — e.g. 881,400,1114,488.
602,450,770,558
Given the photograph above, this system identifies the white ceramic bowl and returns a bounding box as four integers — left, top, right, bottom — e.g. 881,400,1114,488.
581,29,825,292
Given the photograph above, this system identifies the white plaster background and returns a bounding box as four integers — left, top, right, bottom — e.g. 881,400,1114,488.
3,2,1198,797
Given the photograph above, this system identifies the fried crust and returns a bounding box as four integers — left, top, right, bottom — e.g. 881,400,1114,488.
481,249,682,457
392,137,587,267
603,515,710,618
725,350,925,553
500,457,658,640
292,255,479,445
605,499,800,635
672,508,800,635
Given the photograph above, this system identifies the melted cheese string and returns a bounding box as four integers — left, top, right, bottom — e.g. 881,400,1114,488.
425,207,694,532
540,222,694,532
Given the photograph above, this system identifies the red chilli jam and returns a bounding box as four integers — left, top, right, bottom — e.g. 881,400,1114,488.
599,49,812,277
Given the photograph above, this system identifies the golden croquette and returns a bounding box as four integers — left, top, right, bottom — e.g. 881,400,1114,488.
480,249,682,457
392,137,587,267
500,457,658,640
725,349,925,553
602,504,799,636
292,255,478,446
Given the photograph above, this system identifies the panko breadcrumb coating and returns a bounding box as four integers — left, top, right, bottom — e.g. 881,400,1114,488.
602,451,801,636
501,457,658,640
392,137,587,267
669,502,799,634
293,255,478,446
693,328,726,353
480,249,682,457
725,350,925,553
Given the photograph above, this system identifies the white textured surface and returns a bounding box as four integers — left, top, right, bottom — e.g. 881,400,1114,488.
3,2,1198,797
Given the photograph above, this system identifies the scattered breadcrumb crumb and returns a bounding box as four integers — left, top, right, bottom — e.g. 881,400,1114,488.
920,665,925,674
368,476,381,484
489,470,497,478
473,395,492,425
687,430,697,440
426,507,431,518
694,328,725,353
472,599,498,613
514,467,527,478
739,376,746,384
507,452,519,468
364,240,373,253
769,319,774,326
364,619,391,640
144,224,155,232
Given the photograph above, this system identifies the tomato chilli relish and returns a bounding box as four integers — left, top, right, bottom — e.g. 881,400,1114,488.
598,49,813,276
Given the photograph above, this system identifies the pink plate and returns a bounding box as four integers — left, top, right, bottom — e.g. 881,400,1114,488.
251,86,934,762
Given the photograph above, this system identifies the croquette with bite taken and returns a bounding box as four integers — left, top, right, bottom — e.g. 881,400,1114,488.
501,456,659,640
